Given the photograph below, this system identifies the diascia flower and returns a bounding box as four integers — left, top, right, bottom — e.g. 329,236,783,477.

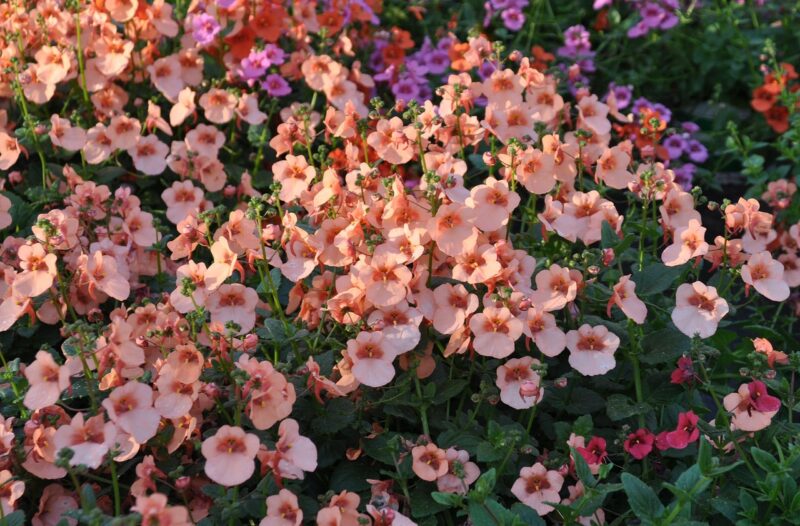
522,307,567,357
496,356,544,409
346,331,398,387
671,281,728,338
53,413,117,469
741,251,791,302
101,381,161,445
200,425,259,487
430,283,479,335
566,324,619,376
23,351,70,411
261,489,303,526
469,306,524,359
624,428,655,460
607,275,647,324
411,443,449,481
511,463,564,516
14,243,57,298
723,380,781,432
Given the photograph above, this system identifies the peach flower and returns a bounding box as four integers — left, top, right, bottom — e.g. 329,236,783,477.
741,251,790,302
261,489,302,526
469,306,524,359
431,283,479,335
522,307,567,357
15,243,57,298
346,331,397,388
53,413,117,469
671,282,728,338
132,493,191,526
723,380,780,432
608,275,647,324
566,324,620,376
206,284,258,334
662,219,708,267
23,351,70,411
465,177,520,232
496,356,544,409
201,425,259,487
411,443,449,481
511,463,563,516
101,381,161,444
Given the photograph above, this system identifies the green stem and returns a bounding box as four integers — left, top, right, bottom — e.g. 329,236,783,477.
110,458,121,515
414,374,430,437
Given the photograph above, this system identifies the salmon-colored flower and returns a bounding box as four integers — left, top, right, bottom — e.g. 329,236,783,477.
496,356,544,409
170,88,197,127
162,180,206,225
14,243,57,298
206,284,258,334
0,470,24,516
596,144,633,189
148,55,184,100
662,219,708,266
359,252,412,307
86,251,130,301
430,203,478,257
101,381,161,444
566,324,619,376
671,282,728,338
411,443,449,481
23,351,69,411
522,307,566,357
346,331,397,387
741,251,790,302
273,418,318,479
31,483,78,526
132,493,191,526
273,154,316,202
607,275,647,324
511,463,563,516
129,135,169,176
431,283,479,335
466,177,520,232
469,306,524,359
0,131,21,171
531,264,578,312
49,115,86,151
199,89,237,124
436,448,480,495
201,425,259,486
752,337,788,368
723,380,780,432
53,413,117,469
261,489,302,526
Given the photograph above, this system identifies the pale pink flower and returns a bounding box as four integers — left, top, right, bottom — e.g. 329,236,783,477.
496,356,544,409
431,283,479,335
206,284,258,334
741,251,790,302
511,463,563,516
522,307,566,357
23,351,69,411
566,324,619,376
608,275,647,324
273,418,318,479
466,177,520,232
671,282,728,338
53,413,117,469
346,331,397,387
662,219,708,266
129,135,169,176
201,425,259,486
261,489,302,526
469,306,524,359
14,243,57,298
101,381,161,444
411,443,449,481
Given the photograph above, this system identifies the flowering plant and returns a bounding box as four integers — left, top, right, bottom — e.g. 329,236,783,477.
0,0,798,525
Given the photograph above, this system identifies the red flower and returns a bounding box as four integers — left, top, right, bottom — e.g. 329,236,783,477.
670,356,698,386
624,429,655,460
748,380,781,413
665,411,700,450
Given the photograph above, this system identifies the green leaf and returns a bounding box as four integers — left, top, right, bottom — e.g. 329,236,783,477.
470,468,497,503
639,328,691,365
601,221,617,249
709,497,739,522
0,511,25,526
434,380,468,404
606,394,651,421
510,503,546,525
571,447,597,488
632,263,685,296
258,318,286,341
410,487,449,518
311,398,355,434
431,492,464,508
621,472,664,520
750,447,779,473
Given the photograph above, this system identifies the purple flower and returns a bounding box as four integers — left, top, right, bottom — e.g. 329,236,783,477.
239,50,270,81
192,13,221,46
659,11,679,30
263,44,286,66
593,0,613,8
262,74,291,97
640,3,666,29
673,163,696,191
663,134,687,159
425,49,451,75
216,0,237,7
682,121,700,134
501,8,526,31
608,82,634,109
686,140,708,163
627,20,650,38
392,77,421,102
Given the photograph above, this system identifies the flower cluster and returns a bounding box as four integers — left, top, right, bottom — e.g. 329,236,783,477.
0,0,797,524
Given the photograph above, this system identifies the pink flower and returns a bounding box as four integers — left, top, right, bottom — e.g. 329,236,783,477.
273,154,316,202
359,252,412,307
665,411,700,449
531,264,578,312
465,177,520,232
522,307,566,357
661,219,708,267
411,443,449,481
14,243,57,298
496,356,543,409
469,306,524,359
670,356,698,385
511,463,564,516
595,144,633,189
671,282,728,338
206,284,258,334
624,429,655,460
129,135,169,176
741,251,790,302
85,251,130,301
436,448,480,494
49,115,86,151
132,493,191,526
201,425,259,486
566,324,619,376
431,283,479,335
261,489,303,526
274,418,318,479
607,275,647,324
346,331,397,387
23,351,69,411
101,381,161,444
430,203,478,257
0,470,24,516
723,380,780,432
53,413,117,469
